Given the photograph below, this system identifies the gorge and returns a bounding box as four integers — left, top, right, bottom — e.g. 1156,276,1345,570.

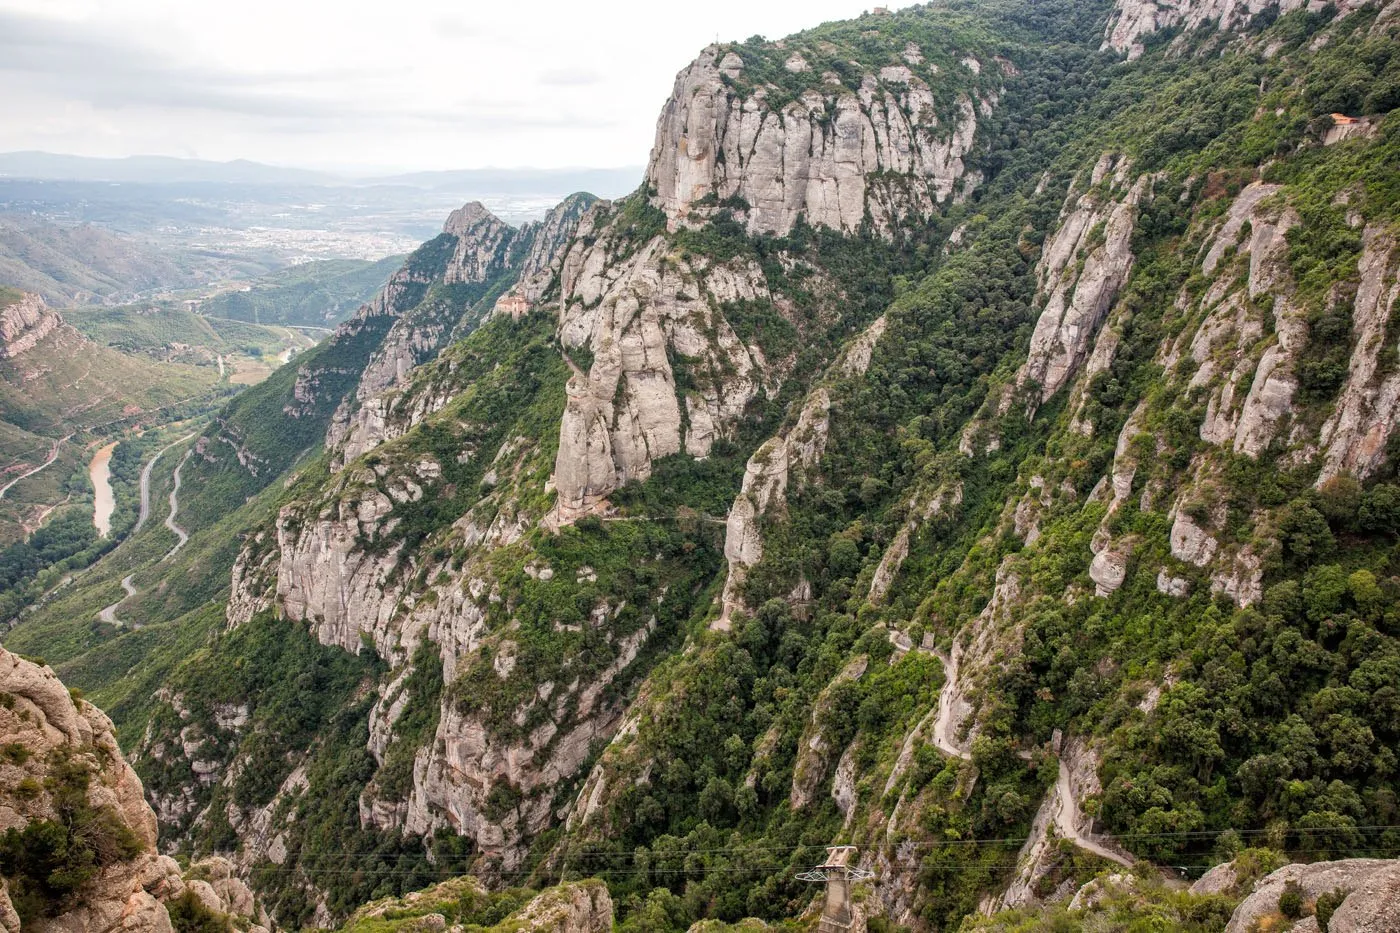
3,0,1400,930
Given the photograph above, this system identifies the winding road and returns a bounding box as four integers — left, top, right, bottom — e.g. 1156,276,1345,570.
928,648,1133,868
95,433,196,626
97,575,138,626
163,450,193,559
134,434,196,532
0,434,72,500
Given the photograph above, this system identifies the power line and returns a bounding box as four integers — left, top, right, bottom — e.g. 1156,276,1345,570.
215,823,1400,867
236,846,1400,879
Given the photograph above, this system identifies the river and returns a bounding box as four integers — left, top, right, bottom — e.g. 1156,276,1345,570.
88,441,118,538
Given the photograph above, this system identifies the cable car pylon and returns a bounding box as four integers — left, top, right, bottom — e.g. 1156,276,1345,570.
796,846,875,932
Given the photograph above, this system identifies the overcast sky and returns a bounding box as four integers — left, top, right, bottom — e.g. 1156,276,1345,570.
0,0,896,174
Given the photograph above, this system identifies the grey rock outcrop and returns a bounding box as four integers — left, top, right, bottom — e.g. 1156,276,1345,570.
790,655,868,810
0,648,259,933
491,193,600,320
327,203,527,469
715,310,890,625
346,877,611,933
382,619,657,868
1317,228,1400,482
646,44,987,237
441,202,520,286
1225,858,1400,932
0,291,62,360
1016,155,1146,407
1186,182,1303,458
500,881,614,933
1103,0,1372,58
551,226,776,523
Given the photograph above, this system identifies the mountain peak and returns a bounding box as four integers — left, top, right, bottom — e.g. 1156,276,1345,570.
443,201,507,235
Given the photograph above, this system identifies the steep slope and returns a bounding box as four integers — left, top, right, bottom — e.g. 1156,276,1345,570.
0,647,261,932
557,2,1400,930
8,0,1400,930
0,287,219,544
194,255,405,327
123,6,1020,921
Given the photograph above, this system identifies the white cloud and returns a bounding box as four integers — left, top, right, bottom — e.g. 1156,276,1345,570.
0,0,902,172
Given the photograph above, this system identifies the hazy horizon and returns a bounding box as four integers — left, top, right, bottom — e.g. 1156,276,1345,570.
0,150,647,185
0,0,907,175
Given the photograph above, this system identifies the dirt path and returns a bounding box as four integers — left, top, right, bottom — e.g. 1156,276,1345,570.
162,450,193,559
24,495,70,537
931,648,972,761
1052,755,1134,867
0,434,71,500
930,649,1133,870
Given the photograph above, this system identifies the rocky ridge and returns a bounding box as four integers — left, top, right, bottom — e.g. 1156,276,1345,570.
550,221,780,523
0,291,62,360
647,44,994,236
0,647,260,933
57,2,1400,930
1103,0,1375,58
327,199,589,469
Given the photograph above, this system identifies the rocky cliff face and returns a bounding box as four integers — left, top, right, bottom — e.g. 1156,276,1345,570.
1217,858,1400,932
87,2,1400,929
492,193,600,320
646,44,994,236
1015,154,1148,409
1103,0,1375,57
0,648,260,933
551,220,783,522
0,291,62,360
327,198,593,469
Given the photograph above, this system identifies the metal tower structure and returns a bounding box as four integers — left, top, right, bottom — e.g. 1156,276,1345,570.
797,846,876,932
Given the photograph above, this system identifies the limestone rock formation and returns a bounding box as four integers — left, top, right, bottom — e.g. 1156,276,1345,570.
551,225,777,522
0,648,259,933
328,202,535,469
1224,859,1400,932
0,291,62,360
491,193,600,320
502,881,614,933
345,877,612,933
1103,0,1372,58
1016,154,1147,407
646,44,988,237
441,203,519,286
1317,228,1400,481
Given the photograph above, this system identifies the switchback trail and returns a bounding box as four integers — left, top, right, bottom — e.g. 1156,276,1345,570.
929,649,1134,869
0,434,72,500
97,575,138,626
135,434,196,533
163,450,193,559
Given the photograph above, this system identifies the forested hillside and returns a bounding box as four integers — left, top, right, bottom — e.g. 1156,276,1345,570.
195,256,404,327
3,0,1399,930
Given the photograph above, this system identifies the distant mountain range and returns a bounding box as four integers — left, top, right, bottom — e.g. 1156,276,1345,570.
0,151,643,197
